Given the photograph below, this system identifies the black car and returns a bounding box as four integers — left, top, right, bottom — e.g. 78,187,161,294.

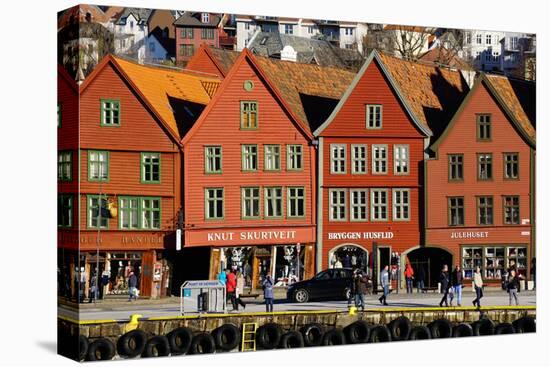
286,268,354,303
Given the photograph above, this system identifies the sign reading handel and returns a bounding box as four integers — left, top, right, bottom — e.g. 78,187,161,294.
327,232,394,240
185,226,315,247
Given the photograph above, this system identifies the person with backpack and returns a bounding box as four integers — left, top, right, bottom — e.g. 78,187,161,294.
263,274,274,312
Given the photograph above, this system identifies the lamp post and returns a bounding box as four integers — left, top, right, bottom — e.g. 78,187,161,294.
94,160,104,303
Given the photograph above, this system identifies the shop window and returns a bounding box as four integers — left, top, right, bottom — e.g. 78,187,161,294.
394,145,409,175
477,196,494,225
88,150,109,181
477,153,493,180
287,144,303,171
240,101,258,129
264,145,281,171
141,198,161,229
448,154,464,181
462,247,482,278
448,197,464,226
477,114,491,140
287,187,305,218
241,144,258,171
100,99,120,126
484,247,505,278
462,245,527,279
264,187,283,218
329,189,347,221
503,153,519,179
141,152,161,182
58,194,73,227
350,189,368,221
372,145,388,174
242,187,260,219
330,144,346,174
88,195,109,228
58,150,72,181
205,188,224,219
507,247,528,277
351,144,367,174
366,104,382,129
370,189,388,221
393,189,410,221
204,146,222,174
503,196,520,224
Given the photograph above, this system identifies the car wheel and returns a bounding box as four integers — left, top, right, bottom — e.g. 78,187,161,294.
344,288,351,300
294,289,309,303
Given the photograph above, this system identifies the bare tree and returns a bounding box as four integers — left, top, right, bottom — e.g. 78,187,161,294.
391,26,432,60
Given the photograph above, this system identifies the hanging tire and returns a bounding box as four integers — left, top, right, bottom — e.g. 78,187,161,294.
189,333,216,354
453,323,473,337
167,327,193,355
322,329,346,346
369,325,392,343
388,316,412,341
344,320,370,344
409,326,431,340
256,323,283,350
142,335,171,358
472,318,495,336
79,335,89,361
494,323,516,335
513,316,536,333
300,323,325,347
280,331,305,349
212,324,241,351
428,318,452,339
116,329,147,358
87,338,116,361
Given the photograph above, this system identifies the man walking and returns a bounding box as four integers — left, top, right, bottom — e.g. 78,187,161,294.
354,270,368,311
507,269,520,305
263,274,274,312
439,265,450,307
88,270,98,303
404,263,414,294
450,264,464,306
378,265,389,306
225,269,238,311
128,271,138,301
416,266,426,293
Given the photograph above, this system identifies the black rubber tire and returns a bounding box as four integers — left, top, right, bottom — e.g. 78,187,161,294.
294,289,310,303
472,318,495,336
142,335,171,358
494,323,516,335
388,316,412,341
167,327,193,355
116,329,147,358
256,323,283,350
212,324,241,351
322,329,346,346
344,320,371,344
79,335,89,361
280,331,305,349
513,316,536,333
369,325,392,343
428,318,453,339
300,323,325,347
86,338,116,361
189,333,216,354
409,326,431,340
453,323,474,337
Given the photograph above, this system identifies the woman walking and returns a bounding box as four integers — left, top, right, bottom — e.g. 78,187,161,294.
472,266,483,307
263,274,274,312
404,263,414,294
235,270,246,310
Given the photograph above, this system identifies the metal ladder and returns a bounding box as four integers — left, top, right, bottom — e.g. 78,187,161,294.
241,323,258,352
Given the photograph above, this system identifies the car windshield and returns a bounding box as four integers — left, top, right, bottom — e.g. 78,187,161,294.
314,270,332,280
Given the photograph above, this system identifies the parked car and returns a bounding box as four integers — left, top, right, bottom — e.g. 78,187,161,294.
286,268,354,303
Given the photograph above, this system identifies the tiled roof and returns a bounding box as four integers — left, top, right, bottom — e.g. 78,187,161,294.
103,6,124,21
383,24,431,32
174,12,222,27
114,7,153,24
419,47,473,71
377,52,469,138
208,47,240,75
485,74,536,140
111,56,221,139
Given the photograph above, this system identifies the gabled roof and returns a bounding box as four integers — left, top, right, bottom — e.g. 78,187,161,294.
79,55,221,143
419,47,473,71
57,64,78,93
174,12,222,27
103,6,124,21
114,7,153,25
186,44,240,77
315,50,469,138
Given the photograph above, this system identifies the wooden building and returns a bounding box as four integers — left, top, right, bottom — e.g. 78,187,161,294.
314,51,469,289
425,74,536,287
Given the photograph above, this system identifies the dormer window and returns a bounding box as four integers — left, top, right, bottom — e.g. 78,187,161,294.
201,13,210,23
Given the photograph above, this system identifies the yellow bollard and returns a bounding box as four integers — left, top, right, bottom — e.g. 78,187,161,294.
349,306,357,315
124,314,143,333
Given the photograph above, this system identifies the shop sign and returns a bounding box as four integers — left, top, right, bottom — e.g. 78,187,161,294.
327,231,394,240
207,230,297,242
185,226,315,247
450,231,489,239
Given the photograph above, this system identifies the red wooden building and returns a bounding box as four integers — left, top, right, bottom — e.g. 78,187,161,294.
186,44,239,78
179,49,355,288
57,55,220,298
425,73,536,287
314,51,469,289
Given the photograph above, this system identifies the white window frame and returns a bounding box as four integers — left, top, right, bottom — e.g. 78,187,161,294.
242,187,261,219
394,145,410,175
287,144,303,171
204,146,222,174
329,189,347,222
393,189,410,221
351,144,367,174
205,188,224,220
350,189,368,222
372,144,388,175
264,187,283,218
241,144,258,171
366,104,382,129
264,145,281,171
370,189,388,221
287,187,305,218
330,144,346,174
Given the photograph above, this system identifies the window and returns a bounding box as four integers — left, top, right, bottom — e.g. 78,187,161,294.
201,28,215,39
57,103,62,128
503,153,519,179
241,145,258,171
58,151,72,181
507,246,528,277
265,187,283,218
366,104,382,129
394,145,409,175
476,34,482,44
477,114,491,140
370,189,388,221
287,145,303,171
179,44,194,57
330,144,346,174
58,195,73,227
477,196,493,225
510,36,518,50
351,145,367,174
100,99,120,126
344,27,354,36
141,153,160,183
329,189,347,221
181,27,194,38
503,196,520,225
119,197,139,229
466,33,471,44
201,13,209,23
462,247,482,279
307,26,313,34
485,53,491,62
287,187,305,218
284,24,293,34
350,189,368,221
448,154,464,181
88,150,109,181
393,189,410,221
486,34,492,44
264,145,281,171
240,101,258,129
484,247,505,279
149,42,155,52
372,145,388,174
448,197,464,226
205,188,224,219
492,52,499,62
204,146,222,174
88,195,108,228
242,187,260,219
463,245,527,279
244,22,250,30
477,153,493,180
475,51,481,61
141,198,161,229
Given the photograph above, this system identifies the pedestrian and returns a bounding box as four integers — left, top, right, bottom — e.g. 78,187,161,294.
225,269,238,311
354,270,368,311
235,270,246,310
217,269,227,286
348,269,357,308
343,254,352,268
263,274,274,312
378,265,389,306
334,257,343,269
100,269,110,300
416,266,425,293
507,269,520,305
128,271,138,301
450,264,464,306
439,265,450,307
88,271,98,303
472,266,483,307
531,258,536,290
404,263,414,294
